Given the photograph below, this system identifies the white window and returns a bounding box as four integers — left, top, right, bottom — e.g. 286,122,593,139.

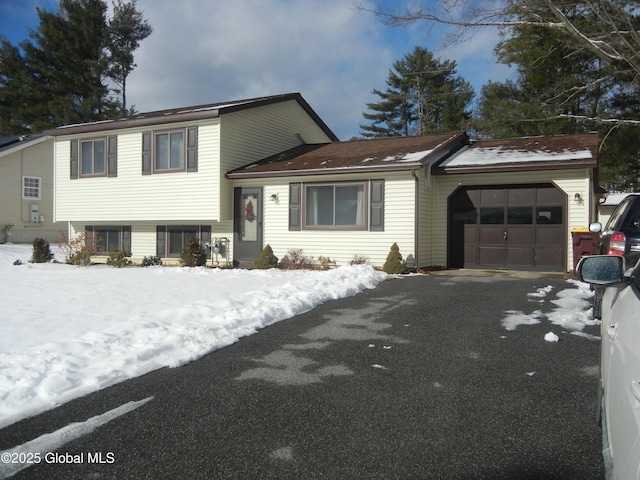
303,182,367,230
154,130,185,172
80,139,106,176
22,176,41,200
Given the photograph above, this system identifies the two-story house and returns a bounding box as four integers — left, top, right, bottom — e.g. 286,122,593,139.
47,93,337,265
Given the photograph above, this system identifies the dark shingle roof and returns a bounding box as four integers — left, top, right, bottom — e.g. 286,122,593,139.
227,132,469,178
44,93,338,141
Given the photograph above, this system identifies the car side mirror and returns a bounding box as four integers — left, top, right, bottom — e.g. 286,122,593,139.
589,222,602,233
576,255,625,285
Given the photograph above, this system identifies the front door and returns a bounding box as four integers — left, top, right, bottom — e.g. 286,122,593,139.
233,187,263,263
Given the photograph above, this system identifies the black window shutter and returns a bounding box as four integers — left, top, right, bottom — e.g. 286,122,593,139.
142,131,152,175
70,139,79,179
156,226,166,257
370,179,384,231
187,126,198,172
199,225,211,247
122,226,131,254
289,183,301,231
107,135,118,177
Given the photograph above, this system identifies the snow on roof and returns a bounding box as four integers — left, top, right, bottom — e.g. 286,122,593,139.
441,144,593,168
380,149,434,163
600,192,634,206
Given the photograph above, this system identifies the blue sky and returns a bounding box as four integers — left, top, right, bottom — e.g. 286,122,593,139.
0,0,512,140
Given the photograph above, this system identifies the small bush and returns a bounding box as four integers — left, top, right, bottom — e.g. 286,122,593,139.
31,237,54,263
60,232,98,266
382,242,407,274
285,248,311,269
350,255,370,266
141,255,162,267
254,244,279,269
180,236,207,267
106,250,132,268
317,256,336,269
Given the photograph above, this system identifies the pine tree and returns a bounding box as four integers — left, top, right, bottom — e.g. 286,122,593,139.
0,0,152,133
21,0,115,131
0,39,29,136
107,0,153,116
360,46,474,138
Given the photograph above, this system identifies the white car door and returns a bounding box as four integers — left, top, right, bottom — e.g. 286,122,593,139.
603,275,640,479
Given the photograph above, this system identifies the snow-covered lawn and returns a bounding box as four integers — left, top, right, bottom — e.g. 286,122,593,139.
0,243,389,429
0,242,599,432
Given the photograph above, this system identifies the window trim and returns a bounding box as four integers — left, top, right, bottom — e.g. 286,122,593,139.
302,181,369,231
85,225,131,255
152,128,186,174
157,225,211,258
22,176,41,200
79,137,108,178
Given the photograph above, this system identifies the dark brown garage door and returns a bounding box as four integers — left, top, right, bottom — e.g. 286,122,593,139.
448,184,566,271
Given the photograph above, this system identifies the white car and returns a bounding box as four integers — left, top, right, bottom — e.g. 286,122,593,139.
577,255,640,480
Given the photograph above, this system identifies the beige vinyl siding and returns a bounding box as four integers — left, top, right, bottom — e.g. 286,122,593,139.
416,168,435,267
235,171,416,267
55,120,221,222
0,138,64,243
69,220,234,262
219,100,335,221
430,168,592,271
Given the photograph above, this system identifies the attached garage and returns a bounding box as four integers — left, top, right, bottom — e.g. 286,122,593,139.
448,184,565,271
431,133,599,273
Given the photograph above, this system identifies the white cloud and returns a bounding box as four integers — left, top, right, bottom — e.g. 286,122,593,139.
1,0,512,140
128,0,401,139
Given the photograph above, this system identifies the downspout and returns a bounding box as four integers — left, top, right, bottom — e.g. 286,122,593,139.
411,168,419,270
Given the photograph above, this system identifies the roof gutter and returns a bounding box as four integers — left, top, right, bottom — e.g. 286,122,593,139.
226,162,426,179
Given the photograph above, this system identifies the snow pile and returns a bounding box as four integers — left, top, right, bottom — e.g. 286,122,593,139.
501,279,600,340
0,243,389,429
544,332,560,342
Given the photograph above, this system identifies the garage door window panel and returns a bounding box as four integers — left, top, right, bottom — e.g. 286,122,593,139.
480,207,504,224
508,207,533,224
536,206,562,224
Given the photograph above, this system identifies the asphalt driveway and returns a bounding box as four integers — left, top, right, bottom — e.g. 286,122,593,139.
2,274,604,479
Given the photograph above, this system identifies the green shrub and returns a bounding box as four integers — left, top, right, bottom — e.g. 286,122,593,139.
31,237,54,263
254,244,278,269
106,250,132,268
141,255,162,267
180,236,207,267
382,242,407,274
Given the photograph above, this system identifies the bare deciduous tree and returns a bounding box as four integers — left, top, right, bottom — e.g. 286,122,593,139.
356,0,640,125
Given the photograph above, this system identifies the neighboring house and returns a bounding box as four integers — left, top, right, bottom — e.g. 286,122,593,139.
596,192,631,227
47,92,599,272
229,131,599,272
0,135,63,244
46,93,337,264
